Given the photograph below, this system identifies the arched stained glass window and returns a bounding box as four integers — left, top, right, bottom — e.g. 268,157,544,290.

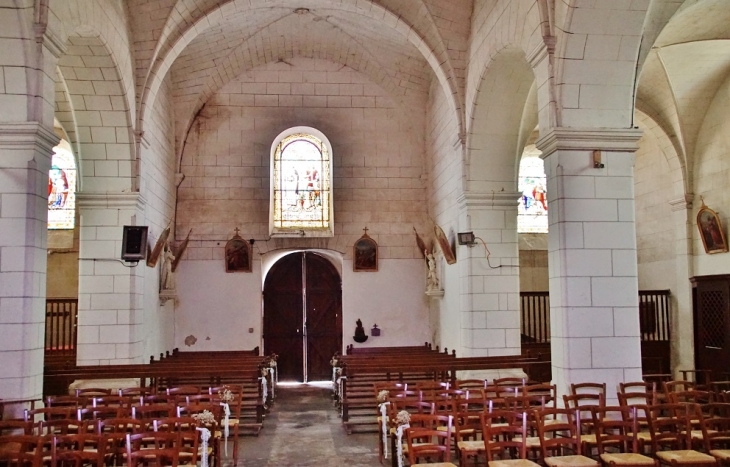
47,139,77,230
270,129,333,236
518,151,548,234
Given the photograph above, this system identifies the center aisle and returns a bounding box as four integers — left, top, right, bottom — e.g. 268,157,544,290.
232,383,381,466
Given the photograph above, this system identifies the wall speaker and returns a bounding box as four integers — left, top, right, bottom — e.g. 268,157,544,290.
121,226,148,262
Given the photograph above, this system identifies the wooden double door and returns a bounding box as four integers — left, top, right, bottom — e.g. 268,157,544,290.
263,252,342,382
693,275,730,379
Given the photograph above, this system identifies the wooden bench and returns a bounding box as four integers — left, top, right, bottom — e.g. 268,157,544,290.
334,347,550,433
43,348,273,434
344,343,435,355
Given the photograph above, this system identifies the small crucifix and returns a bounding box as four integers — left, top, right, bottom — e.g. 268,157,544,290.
234,227,241,237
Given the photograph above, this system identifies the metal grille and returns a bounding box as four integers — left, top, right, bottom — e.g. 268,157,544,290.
700,290,725,348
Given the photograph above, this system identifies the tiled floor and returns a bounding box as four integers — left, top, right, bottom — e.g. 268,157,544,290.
229,383,381,466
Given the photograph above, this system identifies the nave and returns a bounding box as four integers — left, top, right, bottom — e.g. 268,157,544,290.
236,383,379,467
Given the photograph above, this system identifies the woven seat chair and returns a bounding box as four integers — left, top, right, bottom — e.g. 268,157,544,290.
591,405,657,467
537,407,598,467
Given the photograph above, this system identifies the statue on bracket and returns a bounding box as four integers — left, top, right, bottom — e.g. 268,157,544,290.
225,228,252,272
353,227,378,271
160,243,176,291
425,250,439,291
159,241,177,304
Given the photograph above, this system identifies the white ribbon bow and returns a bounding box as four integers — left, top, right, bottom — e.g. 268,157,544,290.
379,402,390,458
260,376,268,403
396,424,409,467
222,402,230,438
269,367,276,399
336,376,346,400
196,427,211,467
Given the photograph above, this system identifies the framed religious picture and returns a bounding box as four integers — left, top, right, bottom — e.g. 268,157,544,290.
225,229,252,272
353,228,378,272
434,224,456,264
697,203,728,254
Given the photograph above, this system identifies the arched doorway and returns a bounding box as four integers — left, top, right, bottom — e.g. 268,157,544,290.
263,252,342,382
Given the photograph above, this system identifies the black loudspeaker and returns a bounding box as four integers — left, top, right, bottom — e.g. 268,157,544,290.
121,226,148,262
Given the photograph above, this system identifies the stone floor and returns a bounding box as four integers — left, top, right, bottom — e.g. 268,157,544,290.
225,383,381,466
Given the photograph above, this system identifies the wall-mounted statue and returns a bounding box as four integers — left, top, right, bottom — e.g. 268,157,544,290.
160,243,176,291
426,249,439,292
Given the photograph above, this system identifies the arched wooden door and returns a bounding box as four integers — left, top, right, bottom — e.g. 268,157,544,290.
263,252,342,382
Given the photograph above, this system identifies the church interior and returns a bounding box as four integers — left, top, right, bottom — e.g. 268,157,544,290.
2,0,730,464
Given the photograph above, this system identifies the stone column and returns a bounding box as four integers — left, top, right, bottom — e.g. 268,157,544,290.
0,123,58,399
76,193,146,365
457,192,521,358
669,195,695,376
536,128,644,401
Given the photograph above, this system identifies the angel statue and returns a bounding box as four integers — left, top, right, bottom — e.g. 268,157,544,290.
161,243,176,291
425,249,439,291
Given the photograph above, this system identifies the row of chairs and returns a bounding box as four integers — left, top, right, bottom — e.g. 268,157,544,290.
397,403,730,467
377,380,730,466
0,429,208,467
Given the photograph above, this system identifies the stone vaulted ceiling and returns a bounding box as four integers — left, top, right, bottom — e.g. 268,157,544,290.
636,0,730,191
130,0,472,147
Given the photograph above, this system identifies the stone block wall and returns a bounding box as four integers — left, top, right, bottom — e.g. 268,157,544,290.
176,57,429,260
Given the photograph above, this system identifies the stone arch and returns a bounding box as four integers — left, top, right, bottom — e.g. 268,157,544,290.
56,30,135,192
48,0,135,126
138,0,463,144
552,0,649,128
465,0,546,129
634,108,688,201
53,67,82,185
466,46,537,193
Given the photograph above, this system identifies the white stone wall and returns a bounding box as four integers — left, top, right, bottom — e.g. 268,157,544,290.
173,57,431,353
139,74,177,361
693,74,730,276
634,130,677,291
425,77,463,353
176,57,427,253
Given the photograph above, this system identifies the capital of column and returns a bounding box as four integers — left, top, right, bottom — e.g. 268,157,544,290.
536,127,643,158
76,192,147,211
457,191,521,210
34,23,67,59
669,194,694,212
134,130,150,150
0,122,59,154
527,38,554,68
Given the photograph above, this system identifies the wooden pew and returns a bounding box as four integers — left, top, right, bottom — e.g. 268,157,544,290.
344,343,433,355
335,349,550,433
43,348,273,434
150,349,277,419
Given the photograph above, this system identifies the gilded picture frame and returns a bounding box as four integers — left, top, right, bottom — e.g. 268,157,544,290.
697,205,728,254
434,224,456,265
353,233,378,272
225,234,252,272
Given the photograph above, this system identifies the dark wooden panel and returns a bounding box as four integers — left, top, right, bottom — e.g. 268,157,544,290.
263,253,304,381
693,277,730,380
305,253,342,381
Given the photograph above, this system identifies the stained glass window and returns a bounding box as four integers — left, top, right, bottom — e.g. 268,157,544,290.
47,140,76,230
518,155,548,234
272,133,331,233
